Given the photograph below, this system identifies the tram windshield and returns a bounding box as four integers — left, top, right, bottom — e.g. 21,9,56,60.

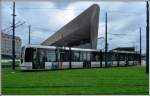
25,48,36,62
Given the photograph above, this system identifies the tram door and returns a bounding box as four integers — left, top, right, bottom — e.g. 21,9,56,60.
86,52,91,68
32,48,37,69
33,48,45,69
83,52,91,68
25,48,37,69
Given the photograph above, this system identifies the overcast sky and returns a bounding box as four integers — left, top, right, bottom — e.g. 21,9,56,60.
1,0,147,53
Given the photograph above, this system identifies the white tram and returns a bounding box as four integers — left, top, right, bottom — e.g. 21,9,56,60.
20,45,139,70
20,45,104,70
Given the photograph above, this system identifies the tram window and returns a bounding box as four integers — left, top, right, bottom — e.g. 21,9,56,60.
25,48,36,62
37,48,47,63
127,55,130,61
83,52,87,61
80,52,83,61
96,54,100,61
60,52,65,62
107,53,111,61
72,51,80,62
129,55,133,61
46,49,56,62
102,52,105,61
57,49,69,62
120,54,124,61
111,53,115,61
87,52,91,61
91,52,97,61
91,52,100,61
61,50,69,62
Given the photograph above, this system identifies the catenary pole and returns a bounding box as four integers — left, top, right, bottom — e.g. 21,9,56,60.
146,1,149,74
139,27,142,66
29,25,31,44
12,1,16,70
105,12,108,67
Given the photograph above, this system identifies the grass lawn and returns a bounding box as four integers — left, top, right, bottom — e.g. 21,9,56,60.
1,61,20,65
1,67,149,95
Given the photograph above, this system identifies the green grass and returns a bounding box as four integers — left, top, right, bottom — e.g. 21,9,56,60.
1,61,20,65
2,67,149,95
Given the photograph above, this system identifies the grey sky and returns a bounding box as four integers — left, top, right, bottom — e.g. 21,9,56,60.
1,0,147,53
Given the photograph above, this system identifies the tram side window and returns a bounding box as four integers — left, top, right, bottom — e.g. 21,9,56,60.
57,49,69,62
111,53,115,61
25,48,35,62
80,52,83,61
83,52,87,61
87,52,91,61
37,48,47,63
91,52,96,61
95,54,99,61
72,51,80,62
46,49,56,62
107,53,112,61
120,54,124,61
91,52,100,61
128,54,133,61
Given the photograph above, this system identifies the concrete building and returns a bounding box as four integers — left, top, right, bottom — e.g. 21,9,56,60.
1,32,22,59
42,4,100,49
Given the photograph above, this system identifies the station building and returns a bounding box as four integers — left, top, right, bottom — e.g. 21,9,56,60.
42,4,100,49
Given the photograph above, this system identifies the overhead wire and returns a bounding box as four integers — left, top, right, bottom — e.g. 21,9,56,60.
2,7,144,15
2,5,146,47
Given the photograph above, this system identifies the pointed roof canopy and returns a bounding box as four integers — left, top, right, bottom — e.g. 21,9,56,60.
42,4,100,49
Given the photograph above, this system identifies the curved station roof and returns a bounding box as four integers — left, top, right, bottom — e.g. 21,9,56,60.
42,4,100,49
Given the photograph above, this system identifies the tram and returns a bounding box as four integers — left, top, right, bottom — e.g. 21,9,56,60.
20,45,140,70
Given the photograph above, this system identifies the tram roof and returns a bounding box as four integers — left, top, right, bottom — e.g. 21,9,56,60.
25,44,56,49
24,44,100,52
24,45,139,54
111,50,137,54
